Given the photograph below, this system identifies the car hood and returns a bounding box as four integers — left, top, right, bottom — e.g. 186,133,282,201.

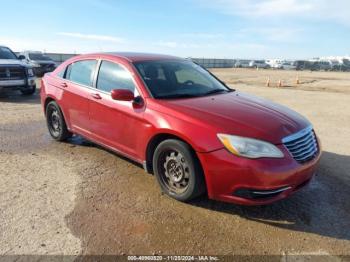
0,59,29,67
157,91,310,144
33,60,55,65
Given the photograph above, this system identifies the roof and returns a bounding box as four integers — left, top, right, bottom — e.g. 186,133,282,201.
99,52,182,62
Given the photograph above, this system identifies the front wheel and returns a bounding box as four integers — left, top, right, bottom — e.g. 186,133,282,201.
46,101,72,141
153,139,206,202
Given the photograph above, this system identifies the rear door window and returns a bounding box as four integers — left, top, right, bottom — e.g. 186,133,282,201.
67,60,97,87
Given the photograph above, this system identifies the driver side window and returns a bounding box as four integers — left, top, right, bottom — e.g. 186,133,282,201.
97,61,136,93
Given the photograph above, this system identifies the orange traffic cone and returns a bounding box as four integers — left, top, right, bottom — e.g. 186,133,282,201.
266,77,270,87
278,79,283,87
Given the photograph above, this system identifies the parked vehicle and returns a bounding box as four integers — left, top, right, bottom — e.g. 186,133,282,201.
266,59,284,69
294,60,308,71
41,53,321,205
330,59,350,72
0,46,36,95
328,59,340,71
19,51,56,77
234,60,250,68
294,60,325,71
249,60,270,69
280,61,297,70
312,61,332,71
340,59,350,71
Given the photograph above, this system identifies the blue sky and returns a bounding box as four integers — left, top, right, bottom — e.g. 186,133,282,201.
0,0,349,59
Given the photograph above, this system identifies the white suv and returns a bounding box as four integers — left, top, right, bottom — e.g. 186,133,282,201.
0,46,36,95
249,60,270,69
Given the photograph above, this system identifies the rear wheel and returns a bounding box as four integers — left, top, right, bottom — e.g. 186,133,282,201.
153,139,206,202
46,101,72,141
21,84,36,95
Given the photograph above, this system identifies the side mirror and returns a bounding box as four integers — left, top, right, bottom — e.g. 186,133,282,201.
18,55,26,60
111,89,135,101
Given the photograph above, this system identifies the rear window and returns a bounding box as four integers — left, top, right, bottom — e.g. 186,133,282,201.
66,60,97,87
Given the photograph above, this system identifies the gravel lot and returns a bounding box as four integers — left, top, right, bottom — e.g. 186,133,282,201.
0,69,349,259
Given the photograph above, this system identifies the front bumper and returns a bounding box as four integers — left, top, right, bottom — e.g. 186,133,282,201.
197,144,321,205
0,77,36,90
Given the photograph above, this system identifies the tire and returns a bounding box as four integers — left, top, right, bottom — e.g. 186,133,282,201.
21,84,36,96
45,101,72,141
153,139,206,202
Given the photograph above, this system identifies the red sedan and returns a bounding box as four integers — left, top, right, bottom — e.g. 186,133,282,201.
40,53,321,205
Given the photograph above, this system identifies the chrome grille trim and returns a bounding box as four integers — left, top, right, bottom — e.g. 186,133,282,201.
284,132,314,146
291,142,317,155
282,126,319,164
0,66,26,80
286,136,317,151
252,186,291,195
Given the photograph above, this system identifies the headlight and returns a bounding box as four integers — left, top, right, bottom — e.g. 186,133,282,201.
217,134,284,159
27,68,34,77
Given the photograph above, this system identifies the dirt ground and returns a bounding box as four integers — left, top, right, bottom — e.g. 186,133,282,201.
0,69,350,259
212,68,350,94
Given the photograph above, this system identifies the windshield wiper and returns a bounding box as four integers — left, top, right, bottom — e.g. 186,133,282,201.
157,93,200,99
202,89,232,96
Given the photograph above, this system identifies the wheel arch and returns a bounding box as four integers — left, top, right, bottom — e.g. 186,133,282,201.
44,96,71,131
145,132,208,197
44,96,56,115
145,133,202,174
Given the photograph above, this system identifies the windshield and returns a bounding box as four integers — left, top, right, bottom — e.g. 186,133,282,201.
134,60,231,99
29,53,52,61
0,47,18,60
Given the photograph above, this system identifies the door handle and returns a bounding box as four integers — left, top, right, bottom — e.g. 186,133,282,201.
91,93,102,99
60,82,68,88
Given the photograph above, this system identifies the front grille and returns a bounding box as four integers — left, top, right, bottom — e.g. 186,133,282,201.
282,126,319,164
0,66,26,80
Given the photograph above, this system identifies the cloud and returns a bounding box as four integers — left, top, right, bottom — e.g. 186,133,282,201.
57,32,125,43
237,27,303,42
0,36,81,53
200,0,350,26
201,0,312,16
244,0,313,16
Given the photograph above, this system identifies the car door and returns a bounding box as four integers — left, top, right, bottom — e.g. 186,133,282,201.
88,60,145,160
60,59,98,137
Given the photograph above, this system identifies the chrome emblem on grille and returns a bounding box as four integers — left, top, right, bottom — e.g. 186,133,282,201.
5,69,11,78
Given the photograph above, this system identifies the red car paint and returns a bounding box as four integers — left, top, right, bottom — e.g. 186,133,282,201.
40,53,321,205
